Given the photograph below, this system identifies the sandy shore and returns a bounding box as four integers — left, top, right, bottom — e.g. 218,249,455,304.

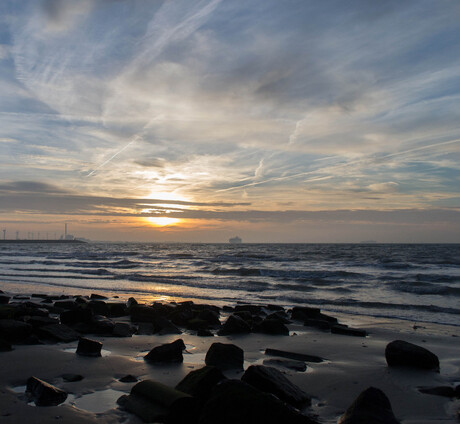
0,291,459,423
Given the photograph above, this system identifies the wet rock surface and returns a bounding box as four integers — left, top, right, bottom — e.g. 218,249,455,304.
26,376,67,406
76,337,103,357
144,339,186,363
385,340,439,371
205,342,244,370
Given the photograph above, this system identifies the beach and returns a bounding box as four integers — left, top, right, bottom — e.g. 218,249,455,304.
0,291,459,423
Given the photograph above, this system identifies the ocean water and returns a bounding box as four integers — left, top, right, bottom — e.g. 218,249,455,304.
0,243,459,326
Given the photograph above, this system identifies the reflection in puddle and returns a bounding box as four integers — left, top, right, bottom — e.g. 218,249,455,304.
66,389,126,413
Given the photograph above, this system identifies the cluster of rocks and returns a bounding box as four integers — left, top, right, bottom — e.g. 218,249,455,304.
0,291,370,350
120,340,318,424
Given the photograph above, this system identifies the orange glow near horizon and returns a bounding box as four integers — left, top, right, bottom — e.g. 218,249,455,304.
146,217,182,227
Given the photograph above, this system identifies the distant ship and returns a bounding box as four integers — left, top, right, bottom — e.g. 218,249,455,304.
229,236,242,244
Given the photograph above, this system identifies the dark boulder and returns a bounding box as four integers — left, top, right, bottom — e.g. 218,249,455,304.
25,315,59,328
26,376,67,406
153,316,182,335
218,315,251,335
37,323,79,342
266,311,291,324
197,309,221,327
175,366,226,401
0,295,10,304
119,374,138,383
205,342,244,370
76,337,102,357
242,365,311,407
265,348,324,363
234,304,262,315
88,300,110,316
199,380,318,424
290,306,321,321
62,374,84,382
54,300,79,310
304,319,332,330
60,307,93,326
419,386,459,398
254,318,289,335
385,340,439,371
112,322,136,337
0,319,33,342
120,379,197,423
108,302,128,317
187,318,212,331
90,315,115,334
144,339,186,363
0,305,18,319
331,325,367,337
338,387,399,424
263,358,307,372
90,293,107,300
130,305,158,323
127,297,138,309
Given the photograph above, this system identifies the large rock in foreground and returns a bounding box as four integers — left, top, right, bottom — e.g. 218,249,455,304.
385,340,439,371
199,379,317,424
205,342,244,370
144,339,185,363
26,376,67,406
176,366,226,401
241,365,311,407
76,337,102,357
119,379,197,423
338,387,399,424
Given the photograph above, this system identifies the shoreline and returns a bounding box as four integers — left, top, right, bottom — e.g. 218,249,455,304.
0,289,459,423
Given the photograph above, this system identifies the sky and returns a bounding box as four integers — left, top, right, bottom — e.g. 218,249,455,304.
0,0,459,243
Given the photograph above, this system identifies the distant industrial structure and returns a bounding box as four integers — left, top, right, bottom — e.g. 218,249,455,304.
0,223,86,243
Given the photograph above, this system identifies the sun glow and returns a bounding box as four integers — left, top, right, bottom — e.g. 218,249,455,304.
146,217,181,227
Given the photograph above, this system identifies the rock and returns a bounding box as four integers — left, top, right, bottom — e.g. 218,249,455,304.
234,304,262,314
54,300,79,310
205,342,244,370
263,358,307,372
90,293,108,300
121,379,197,423
338,387,399,424
144,339,185,363
175,366,226,401
112,322,136,337
199,379,317,424
0,338,12,351
265,348,324,363
187,318,212,331
74,296,89,304
127,297,138,309
266,304,285,312
107,302,128,317
90,315,115,334
119,374,138,383
0,319,33,342
88,300,110,316
130,305,158,322
303,319,332,330
37,323,79,342
266,311,291,324
197,329,214,337
0,295,10,304
76,337,102,357
218,315,251,335
197,309,221,327
290,306,321,321
233,310,253,324
242,365,311,407
62,374,84,382
0,305,18,319
255,318,289,335
25,316,59,328
419,386,458,398
331,325,367,337
153,317,182,335
137,322,154,335
385,340,439,371
26,376,67,406
60,307,93,326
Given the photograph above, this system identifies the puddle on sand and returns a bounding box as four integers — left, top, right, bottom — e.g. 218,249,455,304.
66,389,126,413
63,347,111,357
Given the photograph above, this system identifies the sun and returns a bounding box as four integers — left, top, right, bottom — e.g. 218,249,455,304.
146,217,181,227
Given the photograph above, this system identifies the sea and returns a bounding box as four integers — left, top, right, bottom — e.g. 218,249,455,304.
0,243,459,326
